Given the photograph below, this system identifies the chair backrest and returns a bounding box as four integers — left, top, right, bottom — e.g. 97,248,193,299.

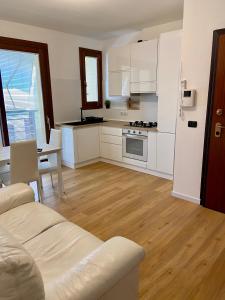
10,140,39,184
49,129,62,148
48,129,62,166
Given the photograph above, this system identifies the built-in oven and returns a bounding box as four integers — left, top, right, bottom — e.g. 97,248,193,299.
122,128,148,162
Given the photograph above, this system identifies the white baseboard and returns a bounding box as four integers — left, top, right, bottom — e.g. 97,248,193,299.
62,158,100,169
75,158,100,168
62,160,75,169
100,158,173,180
122,157,147,169
63,157,173,180
171,191,200,204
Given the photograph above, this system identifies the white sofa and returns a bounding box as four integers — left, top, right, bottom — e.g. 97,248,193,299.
0,183,145,300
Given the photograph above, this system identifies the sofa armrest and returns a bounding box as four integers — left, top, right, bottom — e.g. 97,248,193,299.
49,236,145,300
0,183,35,215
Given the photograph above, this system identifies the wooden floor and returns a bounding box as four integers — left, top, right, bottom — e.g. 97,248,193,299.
42,162,225,300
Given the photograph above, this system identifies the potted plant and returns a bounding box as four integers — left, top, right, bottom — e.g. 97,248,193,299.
105,100,111,109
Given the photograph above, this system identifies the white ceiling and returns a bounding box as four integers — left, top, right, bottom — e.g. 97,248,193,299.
0,0,184,40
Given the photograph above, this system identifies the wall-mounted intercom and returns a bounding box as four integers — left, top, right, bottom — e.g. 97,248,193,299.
181,89,196,107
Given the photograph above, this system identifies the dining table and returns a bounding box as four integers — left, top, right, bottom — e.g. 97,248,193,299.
0,143,64,197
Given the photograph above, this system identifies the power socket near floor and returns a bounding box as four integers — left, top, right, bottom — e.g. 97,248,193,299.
120,111,128,116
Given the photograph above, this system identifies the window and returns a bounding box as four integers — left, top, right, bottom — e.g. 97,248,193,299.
79,47,102,110
0,37,54,146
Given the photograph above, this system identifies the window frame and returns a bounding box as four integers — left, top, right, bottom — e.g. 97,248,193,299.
79,47,103,110
0,36,54,146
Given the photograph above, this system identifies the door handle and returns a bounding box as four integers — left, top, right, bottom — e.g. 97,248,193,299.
215,122,225,137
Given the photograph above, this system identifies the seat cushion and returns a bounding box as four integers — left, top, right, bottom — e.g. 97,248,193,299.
0,202,65,244
0,225,45,300
24,221,103,300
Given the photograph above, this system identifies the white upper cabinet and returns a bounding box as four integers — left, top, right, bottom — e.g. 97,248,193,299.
108,45,130,96
108,45,130,72
107,40,158,95
130,39,158,93
108,71,130,96
157,30,182,133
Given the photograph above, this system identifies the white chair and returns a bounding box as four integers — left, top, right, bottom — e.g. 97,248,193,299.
4,140,42,202
38,129,62,189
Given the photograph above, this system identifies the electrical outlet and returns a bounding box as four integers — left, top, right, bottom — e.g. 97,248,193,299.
121,111,128,116
188,121,197,128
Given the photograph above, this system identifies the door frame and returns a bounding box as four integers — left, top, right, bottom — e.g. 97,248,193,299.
200,28,225,205
0,36,54,145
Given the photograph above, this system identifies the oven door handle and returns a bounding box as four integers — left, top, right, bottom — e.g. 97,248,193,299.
123,134,148,140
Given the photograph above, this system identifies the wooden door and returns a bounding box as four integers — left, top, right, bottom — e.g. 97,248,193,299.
201,29,225,213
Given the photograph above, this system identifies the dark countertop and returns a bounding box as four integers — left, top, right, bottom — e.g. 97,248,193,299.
57,120,158,132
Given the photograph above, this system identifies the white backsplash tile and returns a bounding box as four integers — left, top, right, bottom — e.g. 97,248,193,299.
85,94,158,122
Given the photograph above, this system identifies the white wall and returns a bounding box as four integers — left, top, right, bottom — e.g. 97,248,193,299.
0,20,102,123
93,20,183,122
173,0,225,203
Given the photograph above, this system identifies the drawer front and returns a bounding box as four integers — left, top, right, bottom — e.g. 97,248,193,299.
101,126,122,136
100,143,122,162
130,81,156,93
101,134,122,145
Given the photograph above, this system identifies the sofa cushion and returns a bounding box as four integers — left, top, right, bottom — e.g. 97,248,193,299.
0,202,65,244
0,225,45,300
24,221,103,299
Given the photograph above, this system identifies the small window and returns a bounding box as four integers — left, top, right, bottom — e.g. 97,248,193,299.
79,47,103,110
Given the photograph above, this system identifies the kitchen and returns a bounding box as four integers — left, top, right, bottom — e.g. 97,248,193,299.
60,29,182,180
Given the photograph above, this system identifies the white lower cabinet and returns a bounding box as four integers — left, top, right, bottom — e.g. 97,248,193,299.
101,143,122,162
147,132,157,170
61,125,100,167
101,126,122,136
76,127,100,163
62,127,76,167
101,134,122,145
100,127,122,162
62,125,175,177
156,132,175,175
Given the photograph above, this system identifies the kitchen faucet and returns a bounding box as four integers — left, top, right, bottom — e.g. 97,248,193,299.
80,107,85,122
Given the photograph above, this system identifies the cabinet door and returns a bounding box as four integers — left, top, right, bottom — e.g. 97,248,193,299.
76,127,100,163
157,133,175,175
62,127,76,165
130,40,158,83
108,71,130,96
157,30,182,133
101,143,122,162
130,81,156,94
147,132,157,170
101,134,122,145
108,45,130,72
101,126,122,136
